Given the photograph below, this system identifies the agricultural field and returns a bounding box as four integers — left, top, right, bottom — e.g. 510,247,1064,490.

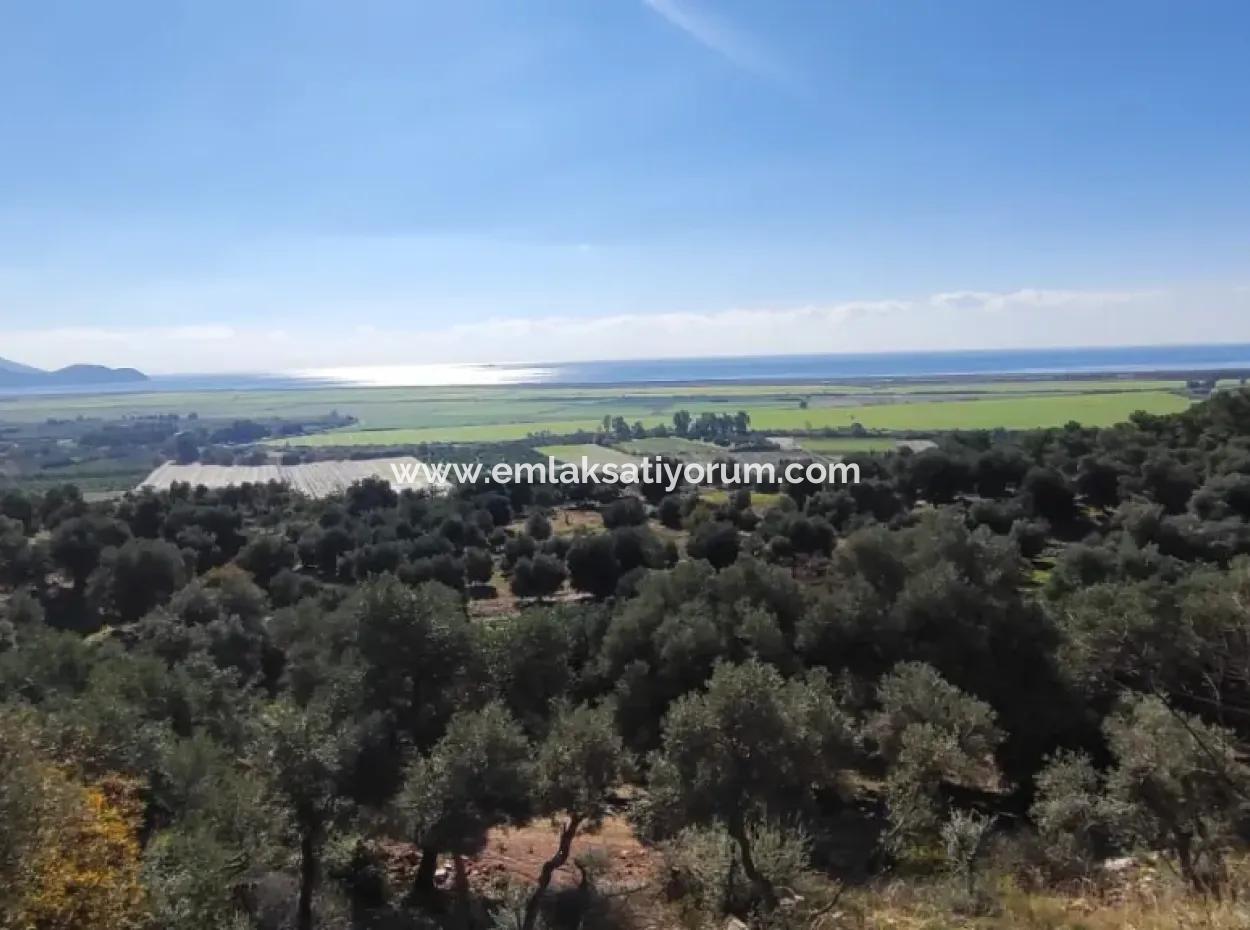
747,390,1190,432
792,436,900,454
535,444,641,466
275,387,1188,444
0,378,1195,452
280,420,611,445
877,378,1184,394
0,410,348,494
615,437,726,459
0,377,1190,425
701,488,785,509
140,456,447,497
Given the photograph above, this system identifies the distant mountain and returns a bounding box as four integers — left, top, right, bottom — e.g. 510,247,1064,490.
0,356,43,375
46,363,149,384
0,357,149,388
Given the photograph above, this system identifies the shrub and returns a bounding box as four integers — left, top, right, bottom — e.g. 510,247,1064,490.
1030,750,1107,878
662,821,814,919
525,512,553,541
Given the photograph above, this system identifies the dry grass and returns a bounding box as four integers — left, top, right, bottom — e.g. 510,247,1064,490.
369,814,1250,930
831,865,1250,930
471,816,659,891
552,508,606,535
700,488,785,510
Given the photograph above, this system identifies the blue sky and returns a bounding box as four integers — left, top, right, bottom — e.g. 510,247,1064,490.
3,0,1250,372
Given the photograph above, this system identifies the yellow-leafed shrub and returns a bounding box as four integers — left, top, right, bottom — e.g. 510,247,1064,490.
1,713,148,930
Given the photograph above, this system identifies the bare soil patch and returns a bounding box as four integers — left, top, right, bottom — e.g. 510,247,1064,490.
376,815,659,895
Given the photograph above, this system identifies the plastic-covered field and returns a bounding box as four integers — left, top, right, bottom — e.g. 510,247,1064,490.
139,456,446,498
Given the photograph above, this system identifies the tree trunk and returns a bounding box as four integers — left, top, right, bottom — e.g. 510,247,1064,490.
522,816,582,930
453,854,472,926
1173,830,1221,898
728,813,777,910
298,830,317,930
1177,837,1199,890
412,846,441,899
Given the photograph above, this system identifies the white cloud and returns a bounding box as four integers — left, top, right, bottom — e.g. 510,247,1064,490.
643,0,790,83
4,283,1249,375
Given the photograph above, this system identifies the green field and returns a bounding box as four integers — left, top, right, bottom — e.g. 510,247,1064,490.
0,388,656,429
0,378,1187,426
616,437,726,459
701,488,785,509
748,391,1190,432
793,437,900,454
877,378,1183,394
0,379,1193,445
272,390,1187,443
536,444,641,466
278,420,610,445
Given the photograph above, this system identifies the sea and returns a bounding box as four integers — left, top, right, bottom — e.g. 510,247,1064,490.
5,344,1250,397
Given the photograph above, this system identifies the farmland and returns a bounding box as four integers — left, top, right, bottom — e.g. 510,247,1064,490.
277,420,608,446
140,456,447,497
616,437,726,459
700,488,785,509
0,378,1192,431
791,436,900,454
536,444,641,466
747,390,1191,432
265,387,1190,445
0,376,1201,496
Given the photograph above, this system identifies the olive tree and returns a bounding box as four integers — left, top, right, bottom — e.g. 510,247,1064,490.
257,698,361,930
1103,695,1248,893
867,662,1003,857
352,577,476,750
397,703,532,900
1030,749,1108,877
522,701,628,930
87,537,187,624
510,553,567,601
1032,694,1250,894
645,660,856,908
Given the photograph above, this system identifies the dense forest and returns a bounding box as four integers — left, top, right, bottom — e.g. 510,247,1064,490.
5,389,1250,929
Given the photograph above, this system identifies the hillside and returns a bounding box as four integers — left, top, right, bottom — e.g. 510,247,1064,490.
0,355,42,375
4,388,1250,929
0,356,148,388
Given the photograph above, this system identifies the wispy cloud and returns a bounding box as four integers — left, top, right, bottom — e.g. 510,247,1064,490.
643,0,789,83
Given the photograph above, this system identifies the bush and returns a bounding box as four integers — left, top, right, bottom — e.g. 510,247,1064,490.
687,520,740,570
503,534,537,570
941,809,997,899
525,511,553,541
235,534,296,586
658,495,684,530
510,554,567,600
602,497,646,529
88,537,187,624
4,588,45,627
268,568,320,608
465,547,495,585
662,821,814,919
567,534,621,599
1030,750,1107,878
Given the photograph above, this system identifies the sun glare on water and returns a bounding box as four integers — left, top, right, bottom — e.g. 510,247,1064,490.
288,364,554,387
